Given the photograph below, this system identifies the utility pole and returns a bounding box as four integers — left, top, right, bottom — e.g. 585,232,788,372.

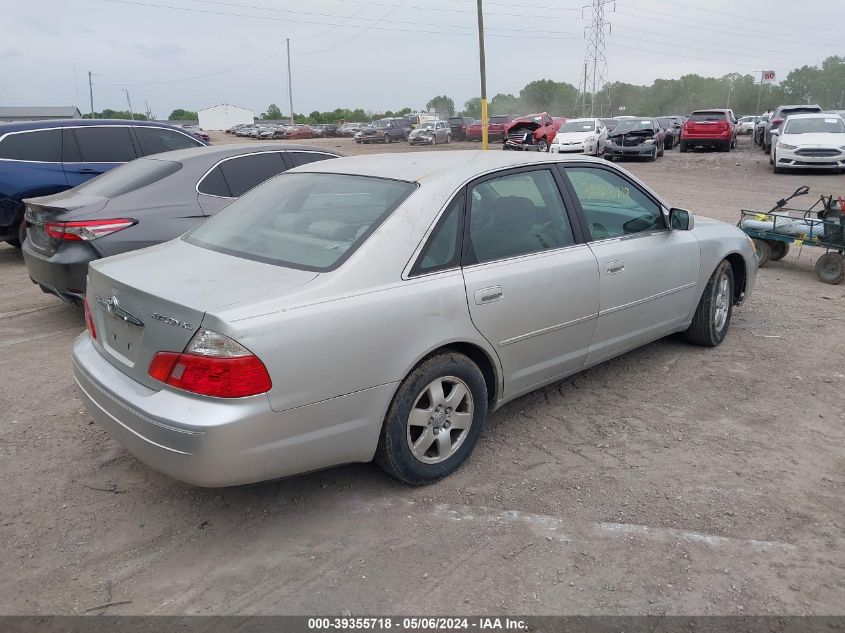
726,80,732,109
754,71,765,124
123,89,135,120
145,100,152,120
286,38,295,125
581,63,588,117
88,71,94,118
476,0,489,150
581,0,613,118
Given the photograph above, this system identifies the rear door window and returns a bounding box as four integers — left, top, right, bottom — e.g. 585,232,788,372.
72,127,137,162
135,127,203,155
0,129,62,162
219,152,287,197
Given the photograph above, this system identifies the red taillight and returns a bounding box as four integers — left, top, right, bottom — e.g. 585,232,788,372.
44,218,135,242
148,329,271,398
771,118,784,127
83,298,97,340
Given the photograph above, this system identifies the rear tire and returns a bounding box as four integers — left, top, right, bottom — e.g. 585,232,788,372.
679,141,688,153
384,134,392,144
753,239,771,267
375,351,488,485
815,252,844,285
767,240,789,261
684,260,734,347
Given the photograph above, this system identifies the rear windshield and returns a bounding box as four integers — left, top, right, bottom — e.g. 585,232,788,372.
689,111,727,122
782,107,822,116
784,117,845,134
75,158,182,197
448,117,465,124
560,120,595,132
186,173,417,271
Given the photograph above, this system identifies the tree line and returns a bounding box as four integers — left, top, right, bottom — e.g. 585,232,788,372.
160,55,843,123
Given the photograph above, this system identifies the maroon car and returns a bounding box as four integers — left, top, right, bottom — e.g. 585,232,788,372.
283,125,315,140
464,115,516,142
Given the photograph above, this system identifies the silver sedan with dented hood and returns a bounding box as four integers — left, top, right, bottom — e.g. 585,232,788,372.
73,151,758,487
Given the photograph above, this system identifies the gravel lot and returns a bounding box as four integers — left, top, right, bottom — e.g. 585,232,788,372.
1,134,843,616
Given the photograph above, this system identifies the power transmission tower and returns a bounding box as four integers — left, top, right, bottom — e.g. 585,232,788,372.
581,0,613,117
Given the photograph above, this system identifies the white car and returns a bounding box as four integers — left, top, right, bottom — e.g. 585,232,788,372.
770,113,845,173
550,118,608,156
736,116,756,135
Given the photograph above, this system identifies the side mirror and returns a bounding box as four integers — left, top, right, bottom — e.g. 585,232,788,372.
669,208,693,230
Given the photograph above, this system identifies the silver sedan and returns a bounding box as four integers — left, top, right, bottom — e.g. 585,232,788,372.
73,151,757,487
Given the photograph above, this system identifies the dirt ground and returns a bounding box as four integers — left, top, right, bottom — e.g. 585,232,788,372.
1,134,843,616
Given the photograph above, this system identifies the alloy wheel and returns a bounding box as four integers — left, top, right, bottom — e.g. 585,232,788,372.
406,376,474,464
714,273,730,332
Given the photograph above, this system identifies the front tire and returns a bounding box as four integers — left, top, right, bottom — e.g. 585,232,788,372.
375,351,488,485
684,260,735,347
537,137,549,152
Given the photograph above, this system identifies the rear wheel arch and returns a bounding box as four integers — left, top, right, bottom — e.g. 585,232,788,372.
396,342,500,409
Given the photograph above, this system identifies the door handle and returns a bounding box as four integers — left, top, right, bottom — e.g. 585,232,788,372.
606,260,625,274
474,286,503,305
73,168,100,174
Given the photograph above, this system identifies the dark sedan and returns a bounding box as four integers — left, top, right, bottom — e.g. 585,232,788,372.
22,144,342,304
604,118,666,161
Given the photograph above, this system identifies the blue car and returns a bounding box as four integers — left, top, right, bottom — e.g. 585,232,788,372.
0,119,207,247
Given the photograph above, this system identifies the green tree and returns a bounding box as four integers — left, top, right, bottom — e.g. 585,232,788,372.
463,97,481,119
426,95,455,117
490,93,520,115
168,108,197,121
261,104,284,120
84,109,149,121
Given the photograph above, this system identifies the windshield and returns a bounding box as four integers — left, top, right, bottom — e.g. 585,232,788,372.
448,117,464,124
186,173,417,272
372,120,390,128
560,121,595,132
75,158,181,198
784,117,845,134
612,120,655,134
689,111,726,123
419,122,436,130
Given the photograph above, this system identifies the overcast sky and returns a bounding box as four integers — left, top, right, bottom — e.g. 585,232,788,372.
0,0,841,118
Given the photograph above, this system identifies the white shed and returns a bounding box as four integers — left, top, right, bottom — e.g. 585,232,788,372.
198,104,254,130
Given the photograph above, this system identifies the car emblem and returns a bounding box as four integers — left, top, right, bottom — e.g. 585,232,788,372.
96,295,144,328
151,313,193,329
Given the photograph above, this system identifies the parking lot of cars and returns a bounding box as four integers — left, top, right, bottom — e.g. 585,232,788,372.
1,128,843,615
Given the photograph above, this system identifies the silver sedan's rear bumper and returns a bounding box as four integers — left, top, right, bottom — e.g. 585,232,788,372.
72,334,397,487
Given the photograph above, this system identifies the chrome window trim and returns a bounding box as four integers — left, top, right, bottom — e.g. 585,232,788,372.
195,149,338,199
0,124,202,164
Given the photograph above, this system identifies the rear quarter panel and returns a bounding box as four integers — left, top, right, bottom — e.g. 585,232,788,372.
0,161,69,227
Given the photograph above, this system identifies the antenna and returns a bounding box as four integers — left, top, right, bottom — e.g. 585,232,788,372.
581,0,613,117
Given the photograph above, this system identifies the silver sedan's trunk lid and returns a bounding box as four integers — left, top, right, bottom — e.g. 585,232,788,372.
87,239,318,389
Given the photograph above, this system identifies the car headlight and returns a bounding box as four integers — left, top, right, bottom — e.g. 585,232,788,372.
585,135,596,142
644,139,655,145
606,139,615,145
777,142,797,150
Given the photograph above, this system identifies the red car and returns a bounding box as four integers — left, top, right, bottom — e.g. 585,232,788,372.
503,113,565,152
680,109,737,152
465,115,516,142
283,125,315,140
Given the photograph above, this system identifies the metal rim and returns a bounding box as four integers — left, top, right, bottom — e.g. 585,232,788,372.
407,376,474,465
714,273,730,332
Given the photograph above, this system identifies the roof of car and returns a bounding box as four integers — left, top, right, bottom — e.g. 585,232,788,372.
784,112,843,120
145,142,343,162
0,118,194,134
292,150,603,184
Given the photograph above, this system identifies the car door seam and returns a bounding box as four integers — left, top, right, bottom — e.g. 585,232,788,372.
498,313,597,347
